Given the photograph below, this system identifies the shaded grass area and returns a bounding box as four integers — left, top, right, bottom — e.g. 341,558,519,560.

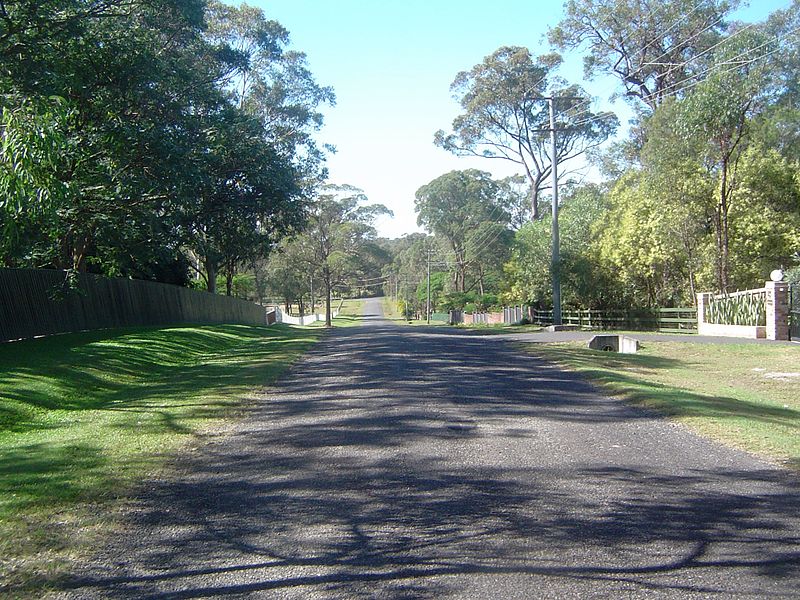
525,341,800,470
0,323,322,596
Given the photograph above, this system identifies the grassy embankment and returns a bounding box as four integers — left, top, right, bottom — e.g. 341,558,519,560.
0,321,332,596
524,340,800,470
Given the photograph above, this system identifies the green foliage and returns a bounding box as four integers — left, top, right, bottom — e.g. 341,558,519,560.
435,46,617,219
727,145,800,286
415,169,510,293
596,170,714,307
416,271,446,311
504,184,618,308
549,0,739,109
0,0,328,289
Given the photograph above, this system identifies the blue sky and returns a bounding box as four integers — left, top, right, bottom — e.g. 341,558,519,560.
249,0,791,238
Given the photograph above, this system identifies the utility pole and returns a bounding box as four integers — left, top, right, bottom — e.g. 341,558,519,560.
548,97,562,326
426,247,432,324
310,276,315,315
544,95,580,326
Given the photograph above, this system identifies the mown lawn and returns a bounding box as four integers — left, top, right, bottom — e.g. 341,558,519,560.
0,323,323,596
524,340,800,470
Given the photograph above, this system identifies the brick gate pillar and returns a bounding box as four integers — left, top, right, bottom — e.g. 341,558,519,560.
765,280,790,341
696,292,712,335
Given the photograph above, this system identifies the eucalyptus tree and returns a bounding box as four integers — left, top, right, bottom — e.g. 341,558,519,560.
675,29,772,291
415,169,509,292
548,0,740,109
384,233,432,310
751,1,800,162
205,0,335,186
435,46,617,220
295,185,391,327
465,222,513,296
262,238,311,313
185,110,303,295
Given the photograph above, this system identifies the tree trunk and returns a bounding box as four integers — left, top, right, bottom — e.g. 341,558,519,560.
324,267,332,328
529,183,539,221
720,164,730,292
206,260,217,294
524,167,541,221
717,155,730,291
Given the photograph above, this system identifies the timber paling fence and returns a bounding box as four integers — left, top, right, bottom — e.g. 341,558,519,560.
0,268,268,342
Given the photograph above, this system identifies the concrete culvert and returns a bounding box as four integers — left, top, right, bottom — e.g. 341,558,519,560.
588,334,640,354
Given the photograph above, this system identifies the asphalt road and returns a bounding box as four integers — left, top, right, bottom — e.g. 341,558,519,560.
61,297,800,598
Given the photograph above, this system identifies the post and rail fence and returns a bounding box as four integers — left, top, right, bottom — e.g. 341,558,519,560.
449,305,697,333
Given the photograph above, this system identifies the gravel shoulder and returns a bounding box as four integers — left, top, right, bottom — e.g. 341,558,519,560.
57,298,800,599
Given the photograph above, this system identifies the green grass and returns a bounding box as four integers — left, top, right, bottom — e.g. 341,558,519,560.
336,298,366,325
380,296,402,320
524,341,800,470
0,323,323,596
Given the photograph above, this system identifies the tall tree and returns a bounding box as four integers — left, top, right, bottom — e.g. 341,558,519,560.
185,110,303,295
0,0,226,274
205,0,335,186
415,169,507,291
675,29,771,290
295,185,391,327
435,46,617,220
548,0,740,109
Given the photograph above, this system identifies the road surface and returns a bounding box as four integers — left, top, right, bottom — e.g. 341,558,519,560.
61,297,800,598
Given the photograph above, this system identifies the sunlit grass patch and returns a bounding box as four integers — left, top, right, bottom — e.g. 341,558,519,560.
524,341,800,469
0,323,322,595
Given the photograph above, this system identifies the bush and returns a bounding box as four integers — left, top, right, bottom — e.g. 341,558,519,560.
441,291,478,311
477,293,499,311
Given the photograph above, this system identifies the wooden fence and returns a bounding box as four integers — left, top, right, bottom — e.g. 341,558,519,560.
0,268,268,342
532,307,697,333
452,305,697,333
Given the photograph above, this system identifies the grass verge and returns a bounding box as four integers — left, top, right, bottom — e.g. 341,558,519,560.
523,340,800,470
335,298,366,326
0,323,323,596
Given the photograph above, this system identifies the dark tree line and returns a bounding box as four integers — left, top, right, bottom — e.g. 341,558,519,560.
0,0,332,293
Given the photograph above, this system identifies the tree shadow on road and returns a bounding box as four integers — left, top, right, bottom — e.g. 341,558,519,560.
57,324,800,598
